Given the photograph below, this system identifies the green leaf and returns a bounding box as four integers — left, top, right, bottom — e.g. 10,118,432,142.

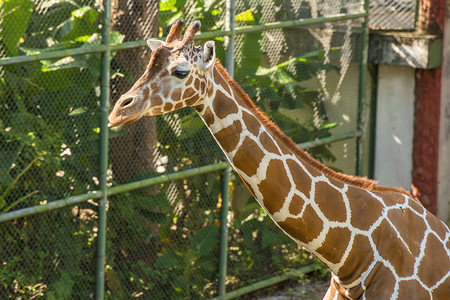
0,196,6,210
261,228,277,248
144,211,167,224
0,144,23,189
235,9,255,22
191,224,219,256
0,0,32,56
273,68,296,85
56,6,99,42
155,247,183,269
31,67,79,92
160,0,178,12
110,30,125,45
235,31,262,80
179,114,204,140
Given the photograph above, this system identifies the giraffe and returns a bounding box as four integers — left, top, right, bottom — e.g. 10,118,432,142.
108,20,450,299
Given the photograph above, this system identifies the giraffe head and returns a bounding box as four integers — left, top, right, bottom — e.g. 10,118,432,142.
108,20,215,127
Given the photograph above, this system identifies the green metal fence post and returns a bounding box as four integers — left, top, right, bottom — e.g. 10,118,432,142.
356,0,370,177
218,165,231,296
224,0,236,77
95,0,111,298
218,1,235,296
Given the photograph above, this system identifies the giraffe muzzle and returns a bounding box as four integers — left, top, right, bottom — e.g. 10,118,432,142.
108,95,144,127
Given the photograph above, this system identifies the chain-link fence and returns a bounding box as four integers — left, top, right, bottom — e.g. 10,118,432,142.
369,0,418,30
0,0,389,298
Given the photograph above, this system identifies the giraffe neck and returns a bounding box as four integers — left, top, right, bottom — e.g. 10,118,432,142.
193,62,370,273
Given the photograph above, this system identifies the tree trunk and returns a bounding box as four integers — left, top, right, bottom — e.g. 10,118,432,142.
107,2,161,294
110,0,159,186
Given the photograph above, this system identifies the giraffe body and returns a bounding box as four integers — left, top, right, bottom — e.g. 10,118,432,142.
108,20,450,299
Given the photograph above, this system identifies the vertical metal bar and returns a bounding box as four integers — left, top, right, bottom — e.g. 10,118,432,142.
218,1,235,296
356,0,370,177
95,0,111,298
218,165,231,297
224,0,236,76
367,65,378,179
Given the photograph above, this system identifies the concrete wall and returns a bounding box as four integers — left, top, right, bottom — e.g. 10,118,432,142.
374,66,415,189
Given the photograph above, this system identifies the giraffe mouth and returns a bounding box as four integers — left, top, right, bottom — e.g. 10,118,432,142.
108,114,142,127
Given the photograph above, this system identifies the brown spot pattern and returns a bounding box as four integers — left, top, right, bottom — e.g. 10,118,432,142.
278,205,323,243
364,264,396,299
432,277,450,299
163,102,173,111
258,159,291,215
347,186,383,231
315,227,352,264
242,111,261,136
338,234,374,286
200,80,206,95
287,159,312,199
289,194,305,215
201,106,215,126
314,181,347,223
260,132,280,155
207,81,214,97
213,121,242,153
426,213,448,241
182,87,195,100
303,160,322,177
409,200,424,215
174,102,184,110
397,280,430,299
186,75,193,86
193,104,204,112
152,95,163,106
387,208,427,257
373,190,406,207
142,87,150,99
213,67,232,95
185,94,200,106
171,87,182,101
329,177,345,189
151,82,159,92
233,137,264,177
301,205,323,243
194,78,200,90
417,234,450,288
213,90,238,119
372,219,415,277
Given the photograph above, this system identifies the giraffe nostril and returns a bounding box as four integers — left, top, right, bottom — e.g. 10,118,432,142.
121,98,133,108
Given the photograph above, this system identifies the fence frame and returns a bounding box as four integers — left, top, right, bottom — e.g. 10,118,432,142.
0,1,371,298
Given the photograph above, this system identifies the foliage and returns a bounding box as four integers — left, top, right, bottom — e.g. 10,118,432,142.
0,0,122,298
1,0,344,299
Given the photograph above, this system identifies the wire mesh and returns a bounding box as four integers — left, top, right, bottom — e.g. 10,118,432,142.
0,0,373,298
368,0,417,30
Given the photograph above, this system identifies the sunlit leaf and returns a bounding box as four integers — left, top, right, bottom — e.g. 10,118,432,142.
0,0,32,56
235,9,255,22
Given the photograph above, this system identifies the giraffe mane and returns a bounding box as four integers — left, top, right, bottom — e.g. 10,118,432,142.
214,60,414,198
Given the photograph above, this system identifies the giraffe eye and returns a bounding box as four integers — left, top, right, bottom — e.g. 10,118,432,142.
173,69,189,79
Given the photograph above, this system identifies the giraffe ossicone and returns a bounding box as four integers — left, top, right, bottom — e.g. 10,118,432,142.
108,20,450,299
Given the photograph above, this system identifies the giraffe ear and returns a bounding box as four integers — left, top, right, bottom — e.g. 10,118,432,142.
202,41,215,69
147,40,165,52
